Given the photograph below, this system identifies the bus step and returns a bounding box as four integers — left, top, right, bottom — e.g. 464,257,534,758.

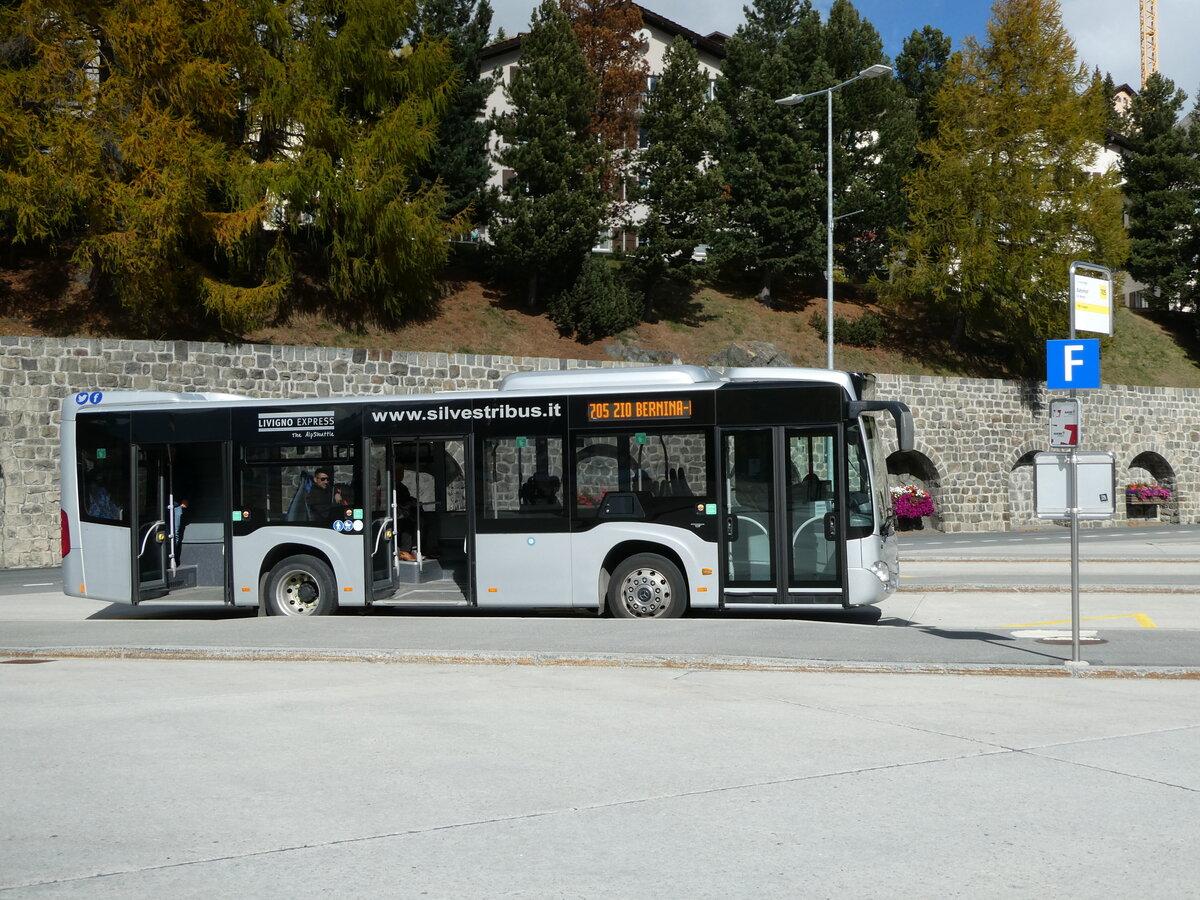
374,593,471,607
397,560,445,584
168,565,198,589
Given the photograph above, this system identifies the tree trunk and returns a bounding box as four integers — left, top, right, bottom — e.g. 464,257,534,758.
642,276,658,322
757,269,773,309
526,273,538,309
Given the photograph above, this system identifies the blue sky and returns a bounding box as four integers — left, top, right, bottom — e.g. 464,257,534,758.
488,1,1200,107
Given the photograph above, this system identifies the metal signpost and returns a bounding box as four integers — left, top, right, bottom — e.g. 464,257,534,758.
1042,262,1114,665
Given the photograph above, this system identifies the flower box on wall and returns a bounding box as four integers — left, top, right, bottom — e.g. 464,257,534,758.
892,485,934,529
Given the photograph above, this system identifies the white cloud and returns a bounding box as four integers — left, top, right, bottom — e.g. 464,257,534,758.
488,0,743,38
1062,0,1200,105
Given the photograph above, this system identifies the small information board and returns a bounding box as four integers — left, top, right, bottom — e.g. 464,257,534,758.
1034,451,1115,520
1048,398,1080,448
1071,263,1114,336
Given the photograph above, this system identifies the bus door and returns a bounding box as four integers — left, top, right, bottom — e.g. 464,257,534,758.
131,444,169,601
368,436,472,599
130,441,231,603
366,438,398,597
721,427,846,605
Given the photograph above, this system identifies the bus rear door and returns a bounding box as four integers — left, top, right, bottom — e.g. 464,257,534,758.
131,444,169,601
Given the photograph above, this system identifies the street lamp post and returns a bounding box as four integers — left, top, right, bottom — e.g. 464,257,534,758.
777,64,892,370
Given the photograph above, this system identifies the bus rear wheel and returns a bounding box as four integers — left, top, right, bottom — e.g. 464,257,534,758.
265,556,337,617
609,554,686,619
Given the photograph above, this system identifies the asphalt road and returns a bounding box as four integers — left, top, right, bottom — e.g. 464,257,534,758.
899,523,1200,560
3,525,1199,672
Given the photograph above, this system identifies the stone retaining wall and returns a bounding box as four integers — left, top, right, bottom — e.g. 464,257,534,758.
2,336,1196,567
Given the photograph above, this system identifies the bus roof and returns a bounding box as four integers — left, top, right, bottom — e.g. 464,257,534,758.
62,366,869,418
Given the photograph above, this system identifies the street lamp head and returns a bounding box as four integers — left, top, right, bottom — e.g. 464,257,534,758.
775,93,806,107
858,64,892,80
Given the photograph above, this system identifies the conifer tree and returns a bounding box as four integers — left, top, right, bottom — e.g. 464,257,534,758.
490,0,605,307
885,0,1128,375
1121,72,1200,311
0,3,94,245
895,26,951,142
713,0,828,306
1,0,287,329
408,0,497,227
628,36,721,315
820,0,915,278
267,0,457,320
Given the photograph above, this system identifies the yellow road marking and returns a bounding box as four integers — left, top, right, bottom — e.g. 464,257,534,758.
1005,614,1157,629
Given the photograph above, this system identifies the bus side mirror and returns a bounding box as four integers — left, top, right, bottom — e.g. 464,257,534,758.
848,401,914,453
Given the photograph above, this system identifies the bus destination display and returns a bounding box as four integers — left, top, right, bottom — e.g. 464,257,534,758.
587,397,693,422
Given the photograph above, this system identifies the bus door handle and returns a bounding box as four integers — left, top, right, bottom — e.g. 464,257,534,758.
823,512,837,542
138,520,166,558
372,517,394,555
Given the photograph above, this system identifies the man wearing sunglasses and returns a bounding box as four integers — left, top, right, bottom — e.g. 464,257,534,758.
308,467,336,523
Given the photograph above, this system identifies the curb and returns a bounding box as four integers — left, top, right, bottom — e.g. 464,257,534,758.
3,646,1199,679
899,583,1199,593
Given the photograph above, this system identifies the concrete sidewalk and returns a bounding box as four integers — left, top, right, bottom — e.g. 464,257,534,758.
1,658,1197,898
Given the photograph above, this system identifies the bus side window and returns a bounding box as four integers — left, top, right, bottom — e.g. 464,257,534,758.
76,414,130,525
574,432,709,517
479,436,565,523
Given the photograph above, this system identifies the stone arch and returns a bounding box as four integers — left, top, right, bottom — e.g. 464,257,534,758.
1006,440,1045,531
886,442,945,531
1125,447,1178,524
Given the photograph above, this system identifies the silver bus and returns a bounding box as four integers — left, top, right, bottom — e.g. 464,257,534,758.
60,365,914,617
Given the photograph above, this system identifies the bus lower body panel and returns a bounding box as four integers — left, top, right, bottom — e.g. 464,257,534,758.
231,527,367,608
570,524,720,611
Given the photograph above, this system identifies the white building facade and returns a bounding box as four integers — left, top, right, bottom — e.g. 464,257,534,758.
479,5,726,252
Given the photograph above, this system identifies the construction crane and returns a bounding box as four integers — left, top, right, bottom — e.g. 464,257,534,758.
1140,0,1158,88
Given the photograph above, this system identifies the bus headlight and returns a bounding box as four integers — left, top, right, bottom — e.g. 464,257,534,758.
868,560,891,586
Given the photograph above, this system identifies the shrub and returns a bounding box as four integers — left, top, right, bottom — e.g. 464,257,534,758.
808,311,885,348
548,256,642,342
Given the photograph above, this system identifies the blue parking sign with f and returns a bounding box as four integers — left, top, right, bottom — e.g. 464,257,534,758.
1046,339,1100,389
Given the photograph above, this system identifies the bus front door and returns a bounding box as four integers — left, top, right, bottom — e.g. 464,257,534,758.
132,444,169,602
721,427,845,605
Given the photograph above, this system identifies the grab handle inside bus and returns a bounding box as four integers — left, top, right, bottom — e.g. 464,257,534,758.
138,520,166,558
847,401,914,452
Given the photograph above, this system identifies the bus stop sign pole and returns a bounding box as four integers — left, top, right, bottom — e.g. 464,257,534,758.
1061,262,1112,665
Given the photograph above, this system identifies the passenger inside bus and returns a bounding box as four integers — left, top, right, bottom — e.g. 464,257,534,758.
395,464,437,561
86,471,122,520
307,468,336,522
519,472,561,508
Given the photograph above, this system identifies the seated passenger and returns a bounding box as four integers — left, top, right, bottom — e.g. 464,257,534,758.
519,472,561,508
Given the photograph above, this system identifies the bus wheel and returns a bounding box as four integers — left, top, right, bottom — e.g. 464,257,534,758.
609,554,686,619
265,556,338,617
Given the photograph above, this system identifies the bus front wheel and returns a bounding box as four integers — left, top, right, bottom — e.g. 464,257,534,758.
265,556,338,617
608,554,686,619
